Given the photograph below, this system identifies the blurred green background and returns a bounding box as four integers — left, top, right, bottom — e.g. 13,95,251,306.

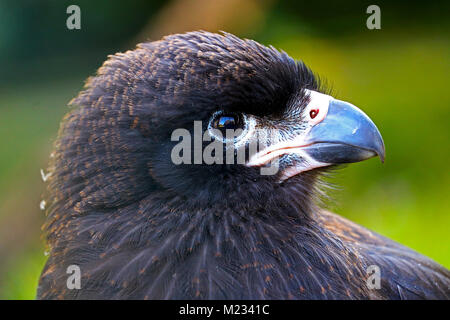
0,0,449,299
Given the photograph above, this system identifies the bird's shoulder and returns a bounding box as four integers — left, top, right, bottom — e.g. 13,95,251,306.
317,210,450,299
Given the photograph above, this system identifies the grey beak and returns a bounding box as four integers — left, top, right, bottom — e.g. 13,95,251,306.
303,99,385,164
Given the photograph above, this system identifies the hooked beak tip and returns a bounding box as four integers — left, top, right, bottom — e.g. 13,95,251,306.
378,145,386,163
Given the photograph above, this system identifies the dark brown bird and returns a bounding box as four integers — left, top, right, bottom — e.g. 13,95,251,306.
37,31,449,299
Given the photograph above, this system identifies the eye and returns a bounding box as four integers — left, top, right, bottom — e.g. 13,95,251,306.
309,109,319,119
209,111,248,142
211,112,244,134
215,115,238,130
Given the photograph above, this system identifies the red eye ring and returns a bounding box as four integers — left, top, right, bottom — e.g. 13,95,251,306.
310,109,319,119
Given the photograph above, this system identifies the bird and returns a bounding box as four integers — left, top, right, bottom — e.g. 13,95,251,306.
37,31,449,300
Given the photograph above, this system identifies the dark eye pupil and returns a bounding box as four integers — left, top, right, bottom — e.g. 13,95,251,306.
217,116,236,129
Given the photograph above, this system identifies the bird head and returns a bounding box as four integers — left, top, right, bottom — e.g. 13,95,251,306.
63,31,384,214
41,31,387,300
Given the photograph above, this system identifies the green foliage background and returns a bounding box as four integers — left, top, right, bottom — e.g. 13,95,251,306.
0,0,448,299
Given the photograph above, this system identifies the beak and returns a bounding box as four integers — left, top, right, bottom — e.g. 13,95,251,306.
302,99,385,164
246,97,385,177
